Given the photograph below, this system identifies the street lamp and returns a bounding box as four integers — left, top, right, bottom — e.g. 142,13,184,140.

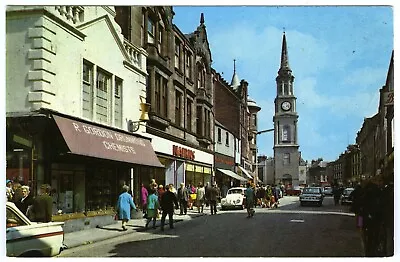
255,128,274,185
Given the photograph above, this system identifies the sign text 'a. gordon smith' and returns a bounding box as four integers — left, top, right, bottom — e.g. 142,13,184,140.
172,145,195,160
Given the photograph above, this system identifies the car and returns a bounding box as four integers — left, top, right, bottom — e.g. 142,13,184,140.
340,187,355,205
299,187,324,206
285,185,302,196
323,187,333,196
221,187,246,210
6,202,66,257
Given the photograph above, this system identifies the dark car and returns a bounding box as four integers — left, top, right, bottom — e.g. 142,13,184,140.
299,187,324,206
340,187,355,205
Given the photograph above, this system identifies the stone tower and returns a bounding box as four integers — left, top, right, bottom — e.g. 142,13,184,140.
273,32,300,187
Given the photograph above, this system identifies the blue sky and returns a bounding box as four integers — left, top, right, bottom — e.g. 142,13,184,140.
172,5,393,162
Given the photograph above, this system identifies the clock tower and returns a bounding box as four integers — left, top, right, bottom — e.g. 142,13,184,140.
273,32,300,187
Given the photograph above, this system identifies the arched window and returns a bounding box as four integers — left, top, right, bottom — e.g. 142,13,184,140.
282,125,291,142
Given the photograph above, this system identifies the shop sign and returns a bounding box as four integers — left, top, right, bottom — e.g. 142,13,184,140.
172,145,195,160
53,115,163,167
215,155,234,166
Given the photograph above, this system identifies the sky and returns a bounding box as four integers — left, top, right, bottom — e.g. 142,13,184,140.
172,5,394,162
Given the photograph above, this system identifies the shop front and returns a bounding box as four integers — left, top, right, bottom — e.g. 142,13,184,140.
6,111,163,232
144,134,214,189
214,153,246,188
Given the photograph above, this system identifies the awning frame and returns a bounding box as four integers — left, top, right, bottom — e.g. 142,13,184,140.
217,168,248,182
238,166,253,179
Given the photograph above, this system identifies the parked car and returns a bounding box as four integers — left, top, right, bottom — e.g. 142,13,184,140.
285,186,302,196
299,187,324,206
6,202,66,257
220,187,246,210
340,187,355,205
323,187,333,196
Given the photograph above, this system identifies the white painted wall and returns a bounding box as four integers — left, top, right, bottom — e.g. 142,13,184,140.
214,124,235,158
6,6,147,132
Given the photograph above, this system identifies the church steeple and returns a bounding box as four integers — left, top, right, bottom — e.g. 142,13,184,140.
279,32,292,74
231,59,240,89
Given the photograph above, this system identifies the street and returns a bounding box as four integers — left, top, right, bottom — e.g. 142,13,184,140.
59,196,364,257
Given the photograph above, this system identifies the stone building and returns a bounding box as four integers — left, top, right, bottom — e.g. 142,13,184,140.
114,7,214,197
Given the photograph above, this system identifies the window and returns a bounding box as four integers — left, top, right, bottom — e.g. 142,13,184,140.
175,91,182,126
225,132,229,146
185,52,192,78
114,78,123,127
217,128,221,143
158,24,163,54
82,62,93,119
283,153,290,165
141,13,145,46
282,125,291,142
205,109,211,138
154,73,167,117
175,38,181,69
96,69,111,124
186,99,192,132
196,106,202,136
147,17,155,44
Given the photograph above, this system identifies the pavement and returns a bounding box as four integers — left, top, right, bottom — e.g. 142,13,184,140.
62,206,211,249
62,197,301,249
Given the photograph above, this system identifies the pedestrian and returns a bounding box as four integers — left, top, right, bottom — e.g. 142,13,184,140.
6,179,14,202
145,188,159,229
116,185,137,231
245,182,255,218
29,184,53,222
177,183,189,215
15,185,34,216
160,184,179,231
204,182,211,207
221,183,228,198
207,182,219,215
141,183,148,218
196,182,205,213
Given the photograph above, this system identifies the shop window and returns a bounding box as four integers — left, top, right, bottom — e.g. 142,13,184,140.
86,167,116,211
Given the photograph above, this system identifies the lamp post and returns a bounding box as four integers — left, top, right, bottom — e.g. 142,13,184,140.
255,128,274,185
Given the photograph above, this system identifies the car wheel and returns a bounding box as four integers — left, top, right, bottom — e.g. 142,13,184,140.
221,206,225,211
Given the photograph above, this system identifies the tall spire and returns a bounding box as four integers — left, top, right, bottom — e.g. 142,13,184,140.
200,13,204,24
280,31,291,72
231,59,240,89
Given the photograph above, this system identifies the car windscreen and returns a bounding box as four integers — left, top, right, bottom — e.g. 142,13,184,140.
228,189,243,194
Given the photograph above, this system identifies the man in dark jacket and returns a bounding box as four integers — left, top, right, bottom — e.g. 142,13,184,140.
177,183,189,215
160,184,179,231
207,183,220,215
30,184,52,222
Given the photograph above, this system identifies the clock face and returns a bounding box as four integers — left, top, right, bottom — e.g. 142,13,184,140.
281,101,291,111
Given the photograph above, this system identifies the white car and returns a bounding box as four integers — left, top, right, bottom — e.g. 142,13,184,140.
6,202,66,257
221,187,246,210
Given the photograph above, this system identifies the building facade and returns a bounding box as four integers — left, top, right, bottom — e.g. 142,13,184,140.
114,7,214,196
273,33,300,187
6,6,163,229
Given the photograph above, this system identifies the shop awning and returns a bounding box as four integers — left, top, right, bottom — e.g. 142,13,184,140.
238,166,253,179
53,115,163,168
217,169,248,182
